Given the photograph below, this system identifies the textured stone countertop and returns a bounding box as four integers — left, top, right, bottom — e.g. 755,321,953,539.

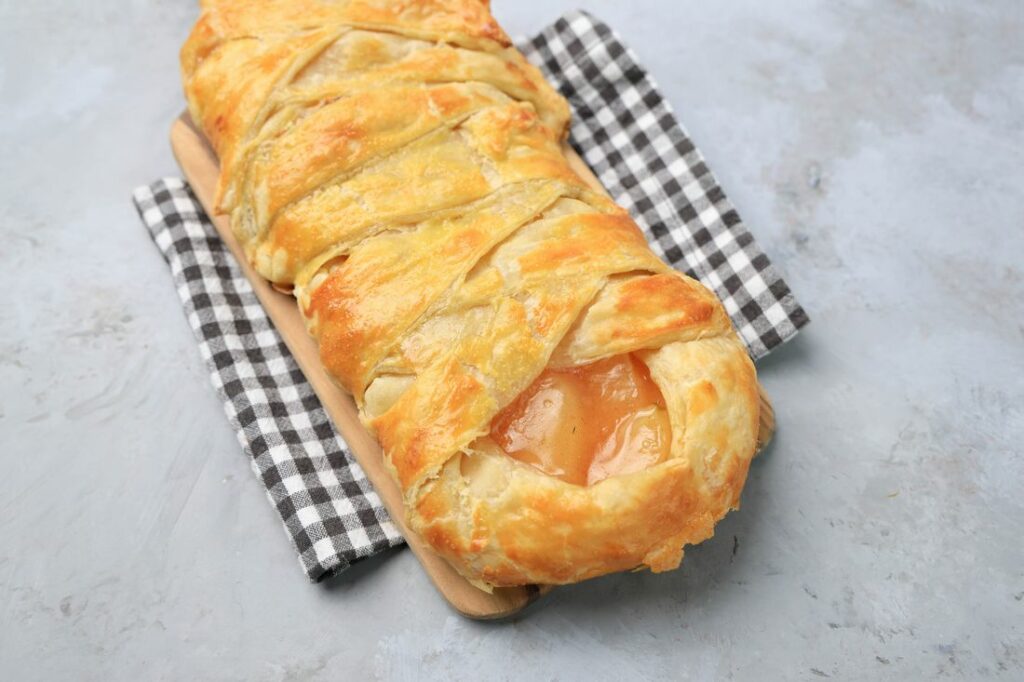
2,1,1022,679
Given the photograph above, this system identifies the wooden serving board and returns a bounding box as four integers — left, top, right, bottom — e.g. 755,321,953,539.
170,113,775,620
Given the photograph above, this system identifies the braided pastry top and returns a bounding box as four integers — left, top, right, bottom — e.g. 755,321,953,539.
182,0,759,587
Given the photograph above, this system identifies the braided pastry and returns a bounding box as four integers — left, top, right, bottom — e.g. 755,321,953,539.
181,0,759,588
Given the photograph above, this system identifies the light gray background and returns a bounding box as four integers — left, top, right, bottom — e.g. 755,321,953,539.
2,1,1022,679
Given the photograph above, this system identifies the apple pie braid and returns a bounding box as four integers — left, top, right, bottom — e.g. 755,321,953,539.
181,0,759,587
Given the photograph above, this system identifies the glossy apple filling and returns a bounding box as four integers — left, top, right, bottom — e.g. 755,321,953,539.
487,354,671,486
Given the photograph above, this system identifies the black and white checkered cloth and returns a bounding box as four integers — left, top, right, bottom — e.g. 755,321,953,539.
522,12,808,355
133,179,405,582
133,11,807,583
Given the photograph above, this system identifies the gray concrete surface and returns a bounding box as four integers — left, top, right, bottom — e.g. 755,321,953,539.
2,1,1022,679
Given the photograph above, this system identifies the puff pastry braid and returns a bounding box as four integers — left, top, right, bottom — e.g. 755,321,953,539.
182,0,760,587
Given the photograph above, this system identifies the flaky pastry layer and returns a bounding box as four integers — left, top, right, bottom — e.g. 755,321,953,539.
182,0,759,587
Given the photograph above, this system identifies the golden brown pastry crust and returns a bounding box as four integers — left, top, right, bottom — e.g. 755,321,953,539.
181,0,759,588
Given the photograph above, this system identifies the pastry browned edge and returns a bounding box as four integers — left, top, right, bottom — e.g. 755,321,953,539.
181,0,759,588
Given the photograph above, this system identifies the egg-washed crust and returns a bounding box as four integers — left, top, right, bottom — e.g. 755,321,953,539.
181,0,760,587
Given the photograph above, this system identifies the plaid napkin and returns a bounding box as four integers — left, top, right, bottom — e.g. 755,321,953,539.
133,11,807,583
521,12,807,355
134,180,405,582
